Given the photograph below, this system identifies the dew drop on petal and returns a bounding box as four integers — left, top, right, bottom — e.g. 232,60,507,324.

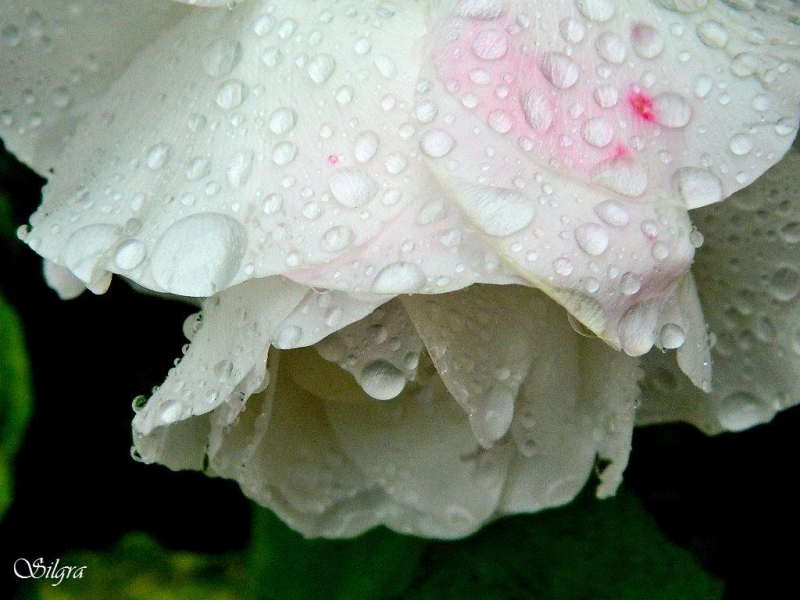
370,262,426,294
358,360,406,400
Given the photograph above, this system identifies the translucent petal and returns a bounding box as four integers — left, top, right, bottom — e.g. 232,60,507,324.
133,276,307,437
322,352,515,539
314,299,425,401
416,0,800,354
403,285,549,447
0,0,186,175
18,0,502,298
640,145,800,433
42,259,85,300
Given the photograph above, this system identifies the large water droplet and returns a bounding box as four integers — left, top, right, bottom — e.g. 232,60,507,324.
328,168,378,208
472,29,508,60
150,213,246,296
203,38,242,77
457,185,535,236
215,79,247,109
370,262,426,293
672,167,723,208
581,117,614,147
420,129,455,157
358,360,406,400
575,223,610,255
541,52,580,89
353,130,380,162
520,90,554,131
114,239,147,270
269,107,297,134
718,392,772,431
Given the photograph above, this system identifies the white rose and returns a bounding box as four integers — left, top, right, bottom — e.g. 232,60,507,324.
1,0,798,538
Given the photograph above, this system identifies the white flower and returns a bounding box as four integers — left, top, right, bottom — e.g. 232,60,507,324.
1,0,799,538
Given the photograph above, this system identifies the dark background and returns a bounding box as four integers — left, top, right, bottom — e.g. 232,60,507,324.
1,146,799,599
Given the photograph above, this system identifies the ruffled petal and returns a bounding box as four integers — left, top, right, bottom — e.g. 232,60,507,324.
402,284,551,447
319,351,515,538
415,0,800,354
0,0,186,175
314,299,425,400
133,276,307,437
640,144,800,433
500,332,641,512
17,0,505,298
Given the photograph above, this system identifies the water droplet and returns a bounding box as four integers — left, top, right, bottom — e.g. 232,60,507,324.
226,150,253,188
520,90,554,131
216,79,247,109
581,117,614,147
593,157,648,197
768,266,800,301
696,20,728,48
672,167,723,208
653,92,692,128
594,200,629,227
595,32,626,64
114,239,146,270
272,141,298,165
631,23,664,58
253,14,276,36
728,133,753,156
575,223,609,255
269,107,297,134
358,360,406,400
420,129,456,158
779,222,800,244
618,302,658,356
659,323,685,349
146,143,171,170
541,52,580,89
307,53,336,83
352,130,380,163
553,257,574,276
322,226,354,252
472,29,508,60
620,272,642,295
719,392,772,431
559,17,585,43
274,325,302,349
329,169,378,208
457,185,535,236
575,0,615,22
487,109,513,133
456,0,505,20
150,213,246,296
370,262,426,294
203,38,242,77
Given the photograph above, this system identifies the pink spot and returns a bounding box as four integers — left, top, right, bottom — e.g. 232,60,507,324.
327,155,339,165
612,143,629,158
628,90,655,122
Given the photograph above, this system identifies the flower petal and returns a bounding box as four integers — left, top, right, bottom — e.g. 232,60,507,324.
402,284,550,447
415,0,800,354
314,299,425,401
133,276,307,437
640,143,800,433
500,333,640,512
17,0,500,298
0,0,186,175
320,351,515,538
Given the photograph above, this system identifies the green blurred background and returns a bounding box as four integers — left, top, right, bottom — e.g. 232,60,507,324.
1,142,798,599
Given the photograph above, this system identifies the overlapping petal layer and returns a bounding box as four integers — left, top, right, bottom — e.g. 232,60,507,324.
3,0,800,540
135,283,642,538
641,143,800,433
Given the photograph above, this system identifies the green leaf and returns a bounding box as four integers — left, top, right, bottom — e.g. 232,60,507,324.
403,489,724,600
249,508,428,600
249,489,722,600
0,291,33,520
19,533,245,600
